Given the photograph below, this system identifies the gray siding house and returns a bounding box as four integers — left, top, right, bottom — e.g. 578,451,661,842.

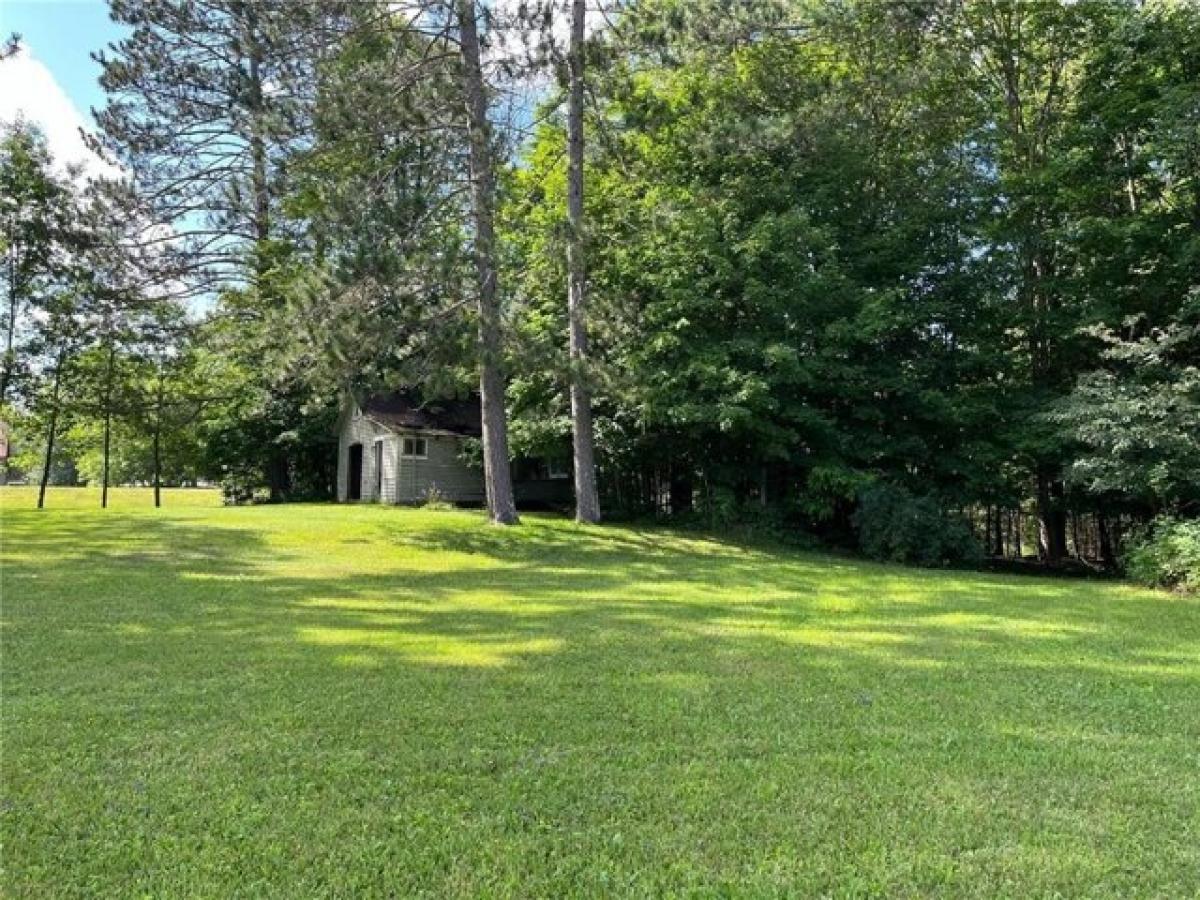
337,393,485,504
337,392,573,507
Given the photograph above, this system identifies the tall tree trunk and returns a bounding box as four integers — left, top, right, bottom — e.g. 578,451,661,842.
565,0,600,524
153,364,164,509
266,454,291,502
669,464,693,515
242,2,290,503
989,12,1072,568
243,1,271,267
37,349,66,510
457,0,518,526
1036,467,1067,563
153,418,162,508
1,246,18,408
1029,255,1068,565
101,341,116,509
1097,512,1115,569
101,406,112,508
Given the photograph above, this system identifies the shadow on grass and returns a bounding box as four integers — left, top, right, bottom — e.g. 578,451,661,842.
5,506,1196,683
4,505,1200,896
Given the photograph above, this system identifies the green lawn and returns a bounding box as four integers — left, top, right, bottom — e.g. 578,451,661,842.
2,489,1198,897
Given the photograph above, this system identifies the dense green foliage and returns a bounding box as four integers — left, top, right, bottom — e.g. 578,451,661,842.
3,492,1198,894
505,0,1199,561
0,122,72,408
1054,295,1200,512
852,483,982,568
1125,516,1200,593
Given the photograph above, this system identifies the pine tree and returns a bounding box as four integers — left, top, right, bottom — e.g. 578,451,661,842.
457,0,519,525
92,0,305,499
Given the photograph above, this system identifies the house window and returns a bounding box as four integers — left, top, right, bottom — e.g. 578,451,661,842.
373,439,384,497
547,459,569,480
401,436,428,459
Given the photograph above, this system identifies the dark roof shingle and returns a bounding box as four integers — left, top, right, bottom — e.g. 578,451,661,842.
361,391,481,437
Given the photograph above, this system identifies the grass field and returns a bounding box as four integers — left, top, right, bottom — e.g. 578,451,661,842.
2,488,1198,896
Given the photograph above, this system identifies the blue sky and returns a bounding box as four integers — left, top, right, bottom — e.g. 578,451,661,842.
0,0,128,174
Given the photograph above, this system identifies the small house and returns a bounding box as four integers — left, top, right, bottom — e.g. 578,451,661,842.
336,392,572,507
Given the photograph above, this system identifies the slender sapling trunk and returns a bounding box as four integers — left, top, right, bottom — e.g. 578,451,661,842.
101,340,115,509
37,348,66,510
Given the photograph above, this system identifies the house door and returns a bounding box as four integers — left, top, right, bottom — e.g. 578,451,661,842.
347,443,363,501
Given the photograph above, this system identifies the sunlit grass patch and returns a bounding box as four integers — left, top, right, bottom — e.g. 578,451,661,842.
0,485,222,509
2,495,1198,897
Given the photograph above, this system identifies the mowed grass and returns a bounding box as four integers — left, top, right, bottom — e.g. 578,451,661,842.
2,489,1198,897
3,485,224,510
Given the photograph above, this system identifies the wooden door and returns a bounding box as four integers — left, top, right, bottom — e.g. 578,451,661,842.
347,443,363,501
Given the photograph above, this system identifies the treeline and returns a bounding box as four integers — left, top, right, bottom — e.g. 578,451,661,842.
2,0,1197,581
0,125,221,506
506,0,1200,572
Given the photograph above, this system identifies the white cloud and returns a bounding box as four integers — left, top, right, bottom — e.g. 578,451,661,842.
0,44,120,180
485,0,610,66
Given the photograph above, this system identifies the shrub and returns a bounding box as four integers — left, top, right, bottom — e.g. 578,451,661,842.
1124,517,1200,593
853,483,981,567
678,488,817,547
220,475,268,506
421,485,453,510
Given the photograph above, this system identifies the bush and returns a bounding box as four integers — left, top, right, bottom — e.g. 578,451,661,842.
421,485,454,510
853,483,981,567
674,488,817,547
220,474,268,506
1124,517,1200,593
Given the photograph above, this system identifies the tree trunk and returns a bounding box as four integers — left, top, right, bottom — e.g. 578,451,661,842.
564,0,600,524
266,453,290,501
458,0,518,526
990,19,1071,568
1,247,17,408
153,421,162,508
1097,512,1115,569
153,365,164,509
1036,467,1067,563
101,341,116,509
669,466,693,515
242,1,291,504
37,349,66,510
244,1,271,278
251,10,286,505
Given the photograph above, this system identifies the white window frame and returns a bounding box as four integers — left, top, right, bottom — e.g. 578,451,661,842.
547,458,569,480
401,436,428,459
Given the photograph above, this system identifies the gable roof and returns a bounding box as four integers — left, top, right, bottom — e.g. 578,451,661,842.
361,391,482,437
